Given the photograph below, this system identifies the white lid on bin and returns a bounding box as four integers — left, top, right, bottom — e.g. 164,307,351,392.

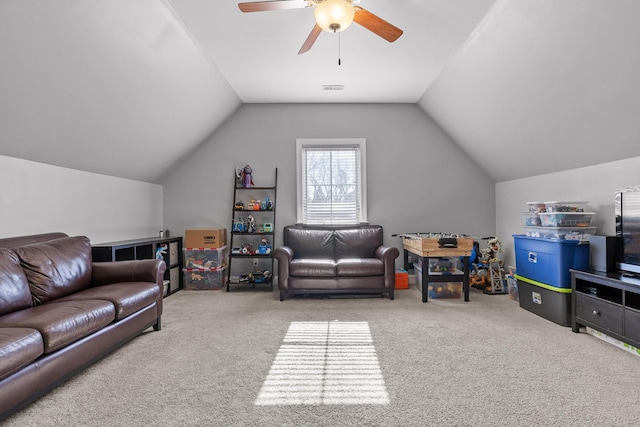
543,201,588,204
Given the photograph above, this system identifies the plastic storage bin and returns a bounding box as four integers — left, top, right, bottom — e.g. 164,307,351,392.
183,246,228,270
516,275,571,326
527,202,546,213
183,266,226,290
524,226,597,240
513,235,589,288
543,201,588,213
427,257,461,273
524,213,542,226
414,263,462,299
539,212,595,227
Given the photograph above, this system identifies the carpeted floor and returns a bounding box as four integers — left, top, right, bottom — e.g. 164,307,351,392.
5,284,640,426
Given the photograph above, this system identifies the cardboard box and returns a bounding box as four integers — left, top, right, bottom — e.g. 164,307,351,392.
395,269,409,289
185,229,227,249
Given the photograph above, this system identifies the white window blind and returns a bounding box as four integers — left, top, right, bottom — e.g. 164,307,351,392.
296,138,367,225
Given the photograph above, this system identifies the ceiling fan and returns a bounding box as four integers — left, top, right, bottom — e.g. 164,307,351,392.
237,0,403,54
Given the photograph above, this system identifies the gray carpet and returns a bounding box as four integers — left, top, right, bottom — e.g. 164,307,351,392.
5,284,640,427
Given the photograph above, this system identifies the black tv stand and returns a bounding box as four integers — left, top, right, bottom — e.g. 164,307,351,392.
571,269,640,349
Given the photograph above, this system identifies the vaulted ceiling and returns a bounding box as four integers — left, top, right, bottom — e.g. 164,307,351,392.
1,0,639,184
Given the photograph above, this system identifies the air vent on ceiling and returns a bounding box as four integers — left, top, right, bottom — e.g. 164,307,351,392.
322,85,344,91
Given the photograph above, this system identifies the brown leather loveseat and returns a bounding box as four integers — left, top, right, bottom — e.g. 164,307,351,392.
273,224,399,301
0,232,165,420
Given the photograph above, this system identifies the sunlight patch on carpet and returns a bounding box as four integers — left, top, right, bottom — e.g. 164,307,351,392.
255,321,389,406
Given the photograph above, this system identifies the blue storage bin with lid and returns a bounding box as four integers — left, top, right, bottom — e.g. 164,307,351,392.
513,235,590,288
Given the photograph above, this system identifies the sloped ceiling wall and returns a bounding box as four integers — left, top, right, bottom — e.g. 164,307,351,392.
0,0,241,183
419,0,640,182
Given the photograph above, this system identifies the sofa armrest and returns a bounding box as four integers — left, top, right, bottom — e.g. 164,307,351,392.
273,246,294,291
91,259,166,287
376,246,400,290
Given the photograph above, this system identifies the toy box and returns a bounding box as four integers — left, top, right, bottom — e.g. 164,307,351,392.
395,269,409,289
414,263,462,298
184,229,227,248
513,235,589,288
183,246,228,270
543,201,588,213
526,202,546,214
183,266,226,290
516,275,571,326
539,212,595,227
428,282,462,299
524,212,542,226
524,226,596,240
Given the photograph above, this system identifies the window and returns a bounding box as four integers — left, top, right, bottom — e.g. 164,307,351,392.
296,138,367,225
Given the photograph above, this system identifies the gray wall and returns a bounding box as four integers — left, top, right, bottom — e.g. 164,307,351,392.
163,103,496,266
0,155,163,243
496,156,640,267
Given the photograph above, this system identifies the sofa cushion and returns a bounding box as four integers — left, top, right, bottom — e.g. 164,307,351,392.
0,248,33,316
336,258,384,277
284,228,335,259
290,259,337,277
55,282,160,320
0,328,44,381
0,300,115,354
334,227,383,259
13,236,92,305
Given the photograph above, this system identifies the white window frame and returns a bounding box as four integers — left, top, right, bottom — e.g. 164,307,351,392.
296,138,368,225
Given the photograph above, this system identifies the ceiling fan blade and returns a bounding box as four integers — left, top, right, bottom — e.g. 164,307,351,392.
238,1,313,13
298,24,322,54
353,6,403,42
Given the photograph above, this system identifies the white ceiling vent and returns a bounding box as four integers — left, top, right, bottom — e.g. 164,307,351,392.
322,85,344,91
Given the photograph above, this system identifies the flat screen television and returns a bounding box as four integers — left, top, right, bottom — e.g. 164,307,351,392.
615,190,640,275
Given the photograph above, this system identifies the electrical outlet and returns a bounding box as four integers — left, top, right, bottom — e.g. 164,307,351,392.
253,259,259,267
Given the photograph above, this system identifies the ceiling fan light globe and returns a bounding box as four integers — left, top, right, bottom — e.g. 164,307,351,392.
314,0,355,33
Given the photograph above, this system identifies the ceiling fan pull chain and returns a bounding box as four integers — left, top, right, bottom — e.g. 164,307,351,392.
338,29,341,66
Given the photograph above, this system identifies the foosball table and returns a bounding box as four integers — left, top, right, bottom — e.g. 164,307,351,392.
399,233,474,302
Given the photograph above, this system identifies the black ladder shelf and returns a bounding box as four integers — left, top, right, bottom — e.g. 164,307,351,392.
226,168,277,291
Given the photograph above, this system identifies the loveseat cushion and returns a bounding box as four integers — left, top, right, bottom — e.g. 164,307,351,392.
13,236,92,305
0,248,32,316
334,226,383,259
55,282,160,320
290,259,337,277
284,228,335,259
0,328,43,381
0,300,115,354
336,258,384,277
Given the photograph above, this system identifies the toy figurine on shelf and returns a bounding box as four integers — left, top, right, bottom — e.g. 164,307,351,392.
234,200,245,210
265,197,273,210
235,167,243,187
233,217,247,233
247,215,257,233
155,244,168,260
242,165,254,188
256,238,272,255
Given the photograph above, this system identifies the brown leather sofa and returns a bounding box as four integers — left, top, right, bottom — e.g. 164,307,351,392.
273,224,399,301
0,232,165,420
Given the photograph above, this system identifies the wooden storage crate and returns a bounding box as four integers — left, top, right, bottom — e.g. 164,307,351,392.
402,236,473,257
